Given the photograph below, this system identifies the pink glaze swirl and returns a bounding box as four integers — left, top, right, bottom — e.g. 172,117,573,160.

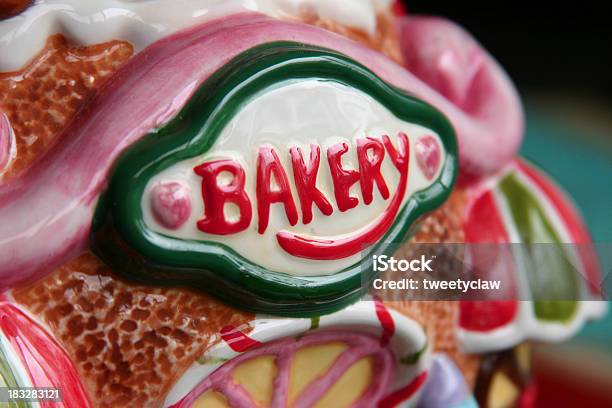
0,12,522,288
170,331,395,408
399,16,524,179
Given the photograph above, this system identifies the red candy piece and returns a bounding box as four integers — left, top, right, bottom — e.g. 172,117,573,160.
462,190,519,331
0,301,91,407
151,181,191,230
459,300,518,332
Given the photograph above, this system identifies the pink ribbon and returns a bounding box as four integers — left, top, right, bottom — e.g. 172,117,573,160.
399,16,523,179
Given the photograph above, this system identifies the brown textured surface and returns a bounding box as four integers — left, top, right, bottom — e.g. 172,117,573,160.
0,0,31,20
385,189,481,388
0,34,133,179
13,253,254,408
298,10,403,64
411,189,467,244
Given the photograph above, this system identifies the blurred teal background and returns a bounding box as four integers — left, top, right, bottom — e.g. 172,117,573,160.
521,100,612,352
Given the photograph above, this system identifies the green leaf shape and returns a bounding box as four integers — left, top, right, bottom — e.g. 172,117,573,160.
0,344,30,408
499,174,578,322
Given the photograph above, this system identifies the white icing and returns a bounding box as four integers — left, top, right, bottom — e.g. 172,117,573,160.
142,80,444,276
0,0,392,71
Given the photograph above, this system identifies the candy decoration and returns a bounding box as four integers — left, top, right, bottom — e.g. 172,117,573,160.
465,190,510,244
515,160,602,295
150,182,192,230
462,188,520,332
460,159,607,353
459,185,518,332
220,325,262,353
500,172,579,321
173,332,394,408
164,301,430,407
0,300,90,408
374,298,395,347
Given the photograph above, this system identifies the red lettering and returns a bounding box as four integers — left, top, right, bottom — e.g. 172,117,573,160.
277,132,410,260
193,160,252,235
327,142,360,212
383,132,410,173
290,145,333,224
257,147,299,234
357,137,389,205
194,133,411,244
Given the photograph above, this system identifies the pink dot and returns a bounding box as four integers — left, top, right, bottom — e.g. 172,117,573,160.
415,135,441,180
150,182,191,230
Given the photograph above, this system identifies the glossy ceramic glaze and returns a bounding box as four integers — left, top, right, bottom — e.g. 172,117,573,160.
0,2,605,407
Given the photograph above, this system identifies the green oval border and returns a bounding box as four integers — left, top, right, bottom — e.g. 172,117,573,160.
91,42,458,317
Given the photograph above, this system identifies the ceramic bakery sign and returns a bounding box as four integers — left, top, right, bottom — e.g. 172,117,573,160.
92,43,457,315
